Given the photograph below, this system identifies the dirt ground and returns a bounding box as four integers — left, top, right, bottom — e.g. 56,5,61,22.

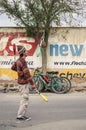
0,77,86,93
71,77,86,92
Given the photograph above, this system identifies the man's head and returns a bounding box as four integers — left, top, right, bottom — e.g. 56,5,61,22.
17,45,27,57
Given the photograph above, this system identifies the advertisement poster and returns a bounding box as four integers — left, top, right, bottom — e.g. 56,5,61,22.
0,27,86,80
47,28,86,79
0,30,41,79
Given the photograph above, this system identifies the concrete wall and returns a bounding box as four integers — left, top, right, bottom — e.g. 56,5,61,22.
0,27,86,80
47,27,86,79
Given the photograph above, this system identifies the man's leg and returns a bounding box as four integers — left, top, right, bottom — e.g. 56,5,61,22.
17,84,29,118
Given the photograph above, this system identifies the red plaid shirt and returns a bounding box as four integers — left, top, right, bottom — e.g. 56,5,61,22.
11,57,34,85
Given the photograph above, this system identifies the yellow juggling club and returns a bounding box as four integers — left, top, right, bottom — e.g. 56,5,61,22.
39,93,48,102
36,90,48,102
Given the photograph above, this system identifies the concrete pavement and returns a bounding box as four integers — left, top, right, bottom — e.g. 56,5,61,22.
0,92,86,130
11,120,86,130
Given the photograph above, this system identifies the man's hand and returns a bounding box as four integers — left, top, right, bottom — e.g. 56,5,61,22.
33,88,40,94
32,85,40,94
35,89,40,94
32,85,36,90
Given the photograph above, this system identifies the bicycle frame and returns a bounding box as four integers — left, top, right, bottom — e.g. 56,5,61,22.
33,72,62,91
32,68,71,94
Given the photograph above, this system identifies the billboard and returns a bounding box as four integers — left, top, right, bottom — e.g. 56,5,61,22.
0,29,42,79
0,27,86,80
47,28,86,79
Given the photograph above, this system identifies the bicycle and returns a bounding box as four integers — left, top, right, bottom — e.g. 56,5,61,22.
30,68,71,94
46,71,71,94
30,67,44,92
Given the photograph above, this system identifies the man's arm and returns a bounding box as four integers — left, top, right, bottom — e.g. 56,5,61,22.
22,60,36,89
11,62,17,72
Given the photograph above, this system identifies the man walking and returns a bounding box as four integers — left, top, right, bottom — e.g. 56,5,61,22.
11,45,37,121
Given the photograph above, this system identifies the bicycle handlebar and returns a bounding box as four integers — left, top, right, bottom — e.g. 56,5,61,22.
47,71,59,75
30,67,42,75
30,68,59,75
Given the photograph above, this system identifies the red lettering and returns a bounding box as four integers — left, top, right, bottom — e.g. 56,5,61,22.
0,32,38,56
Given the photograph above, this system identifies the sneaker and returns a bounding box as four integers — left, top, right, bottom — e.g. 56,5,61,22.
16,116,31,121
24,116,31,121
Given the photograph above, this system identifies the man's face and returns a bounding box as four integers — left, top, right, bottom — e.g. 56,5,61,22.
24,50,28,57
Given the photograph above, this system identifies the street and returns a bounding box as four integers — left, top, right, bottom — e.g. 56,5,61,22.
0,92,86,130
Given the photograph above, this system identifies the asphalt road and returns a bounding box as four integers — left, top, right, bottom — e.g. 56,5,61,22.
0,92,86,130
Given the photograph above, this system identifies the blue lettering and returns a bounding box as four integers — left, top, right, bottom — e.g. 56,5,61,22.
50,44,84,56
60,44,68,56
50,44,59,56
69,44,83,56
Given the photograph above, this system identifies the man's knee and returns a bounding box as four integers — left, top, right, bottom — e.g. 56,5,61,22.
23,94,29,100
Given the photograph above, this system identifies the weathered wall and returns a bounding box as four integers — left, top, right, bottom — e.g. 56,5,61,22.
47,27,86,79
0,27,86,80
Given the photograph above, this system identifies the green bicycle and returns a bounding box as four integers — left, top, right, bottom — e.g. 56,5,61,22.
30,68,71,94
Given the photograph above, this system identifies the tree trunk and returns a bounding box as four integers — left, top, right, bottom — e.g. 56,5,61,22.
41,29,50,74
41,47,47,74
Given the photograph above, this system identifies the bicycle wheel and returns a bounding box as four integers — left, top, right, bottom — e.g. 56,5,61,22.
61,77,71,93
33,76,44,92
52,77,71,94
